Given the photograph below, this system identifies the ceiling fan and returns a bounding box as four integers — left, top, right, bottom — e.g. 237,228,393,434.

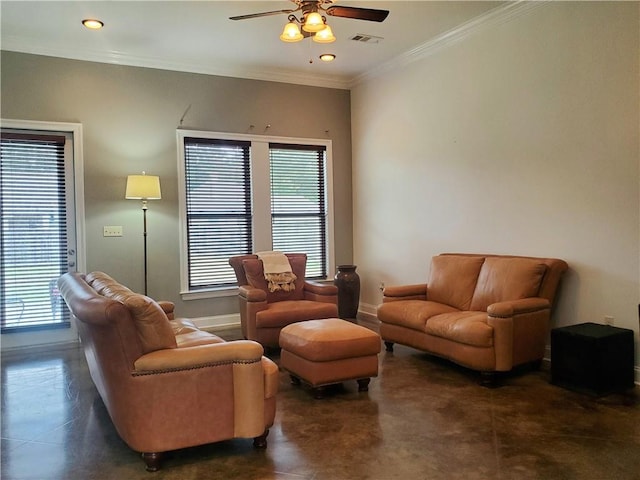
230,1,389,44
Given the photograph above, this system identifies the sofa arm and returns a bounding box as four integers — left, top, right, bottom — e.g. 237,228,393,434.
304,280,338,296
487,297,551,371
133,340,264,373
157,301,175,320
262,356,279,399
238,285,267,302
382,283,428,302
303,280,338,303
487,297,550,318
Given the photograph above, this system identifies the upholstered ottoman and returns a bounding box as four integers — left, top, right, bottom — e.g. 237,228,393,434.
279,318,381,398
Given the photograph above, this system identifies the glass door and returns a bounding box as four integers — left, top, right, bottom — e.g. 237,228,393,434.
1,122,83,346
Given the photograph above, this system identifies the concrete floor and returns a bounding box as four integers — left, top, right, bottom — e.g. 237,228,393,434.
2,328,639,480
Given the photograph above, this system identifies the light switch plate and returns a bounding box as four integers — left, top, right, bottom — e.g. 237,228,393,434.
103,226,123,237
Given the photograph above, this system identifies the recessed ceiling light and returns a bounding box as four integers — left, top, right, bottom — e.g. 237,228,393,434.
82,19,104,30
319,54,336,62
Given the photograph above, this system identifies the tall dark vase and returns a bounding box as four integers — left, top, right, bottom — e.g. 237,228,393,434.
334,265,360,320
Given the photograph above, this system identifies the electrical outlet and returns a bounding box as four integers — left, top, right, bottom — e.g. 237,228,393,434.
103,226,123,237
604,315,614,326
379,282,385,292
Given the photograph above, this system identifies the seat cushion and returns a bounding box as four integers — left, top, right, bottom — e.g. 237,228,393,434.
243,255,306,302
470,257,547,311
425,311,493,347
170,318,200,335
427,255,485,310
377,300,459,331
175,331,226,348
255,300,339,328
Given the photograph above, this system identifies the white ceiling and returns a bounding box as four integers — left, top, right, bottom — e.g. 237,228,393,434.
1,1,504,89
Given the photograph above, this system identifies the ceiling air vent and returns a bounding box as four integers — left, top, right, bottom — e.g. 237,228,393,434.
350,34,383,44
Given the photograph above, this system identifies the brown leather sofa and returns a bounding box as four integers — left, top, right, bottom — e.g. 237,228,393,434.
377,253,568,384
229,253,338,348
58,271,279,471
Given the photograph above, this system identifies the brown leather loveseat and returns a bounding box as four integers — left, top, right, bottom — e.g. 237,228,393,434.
377,253,568,384
58,271,279,471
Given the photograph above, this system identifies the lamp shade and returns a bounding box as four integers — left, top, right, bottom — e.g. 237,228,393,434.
125,174,161,200
302,12,325,32
313,25,335,43
280,21,303,42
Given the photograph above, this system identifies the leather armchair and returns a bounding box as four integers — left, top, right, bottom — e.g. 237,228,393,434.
229,253,339,348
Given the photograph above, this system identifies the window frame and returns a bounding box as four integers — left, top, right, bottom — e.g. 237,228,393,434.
0,118,86,349
176,129,334,300
270,143,328,279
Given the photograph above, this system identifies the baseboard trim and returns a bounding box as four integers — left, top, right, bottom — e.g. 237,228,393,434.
191,313,241,333
1,339,80,358
358,302,379,319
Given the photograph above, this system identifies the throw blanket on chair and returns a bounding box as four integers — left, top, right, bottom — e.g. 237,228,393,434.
256,251,297,293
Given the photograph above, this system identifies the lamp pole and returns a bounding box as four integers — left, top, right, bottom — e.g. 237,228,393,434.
142,200,148,296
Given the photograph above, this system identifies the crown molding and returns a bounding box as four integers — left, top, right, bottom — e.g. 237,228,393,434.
0,35,352,90
349,0,548,88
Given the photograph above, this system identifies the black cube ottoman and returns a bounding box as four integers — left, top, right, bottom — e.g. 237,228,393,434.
551,322,635,396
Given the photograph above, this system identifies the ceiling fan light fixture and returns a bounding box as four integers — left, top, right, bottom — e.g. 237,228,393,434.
313,25,336,43
280,21,303,42
319,53,336,62
302,12,325,32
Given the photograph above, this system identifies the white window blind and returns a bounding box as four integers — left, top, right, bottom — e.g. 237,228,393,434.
270,144,327,278
0,132,71,331
183,137,252,289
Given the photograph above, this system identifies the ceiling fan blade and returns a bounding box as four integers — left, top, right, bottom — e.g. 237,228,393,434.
325,5,389,22
230,9,295,21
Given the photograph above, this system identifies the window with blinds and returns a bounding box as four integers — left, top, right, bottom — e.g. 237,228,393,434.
270,144,327,278
183,137,252,289
0,132,71,331
178,131,332,293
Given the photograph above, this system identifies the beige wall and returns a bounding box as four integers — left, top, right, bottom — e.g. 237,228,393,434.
0,52,353,319
351,2,640,369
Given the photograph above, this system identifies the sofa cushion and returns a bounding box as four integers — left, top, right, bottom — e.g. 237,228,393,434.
123,294,178,353
243,256,306,302
170,318,200,335
175,331,226,348
425,311,493,347
377,300,459,331
255,300,339,328
469,257,547,312
427,255,485,310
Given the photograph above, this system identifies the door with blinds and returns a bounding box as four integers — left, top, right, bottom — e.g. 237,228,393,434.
1,129,78,336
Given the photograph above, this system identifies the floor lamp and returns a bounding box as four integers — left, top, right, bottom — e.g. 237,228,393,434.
125,172,161,296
